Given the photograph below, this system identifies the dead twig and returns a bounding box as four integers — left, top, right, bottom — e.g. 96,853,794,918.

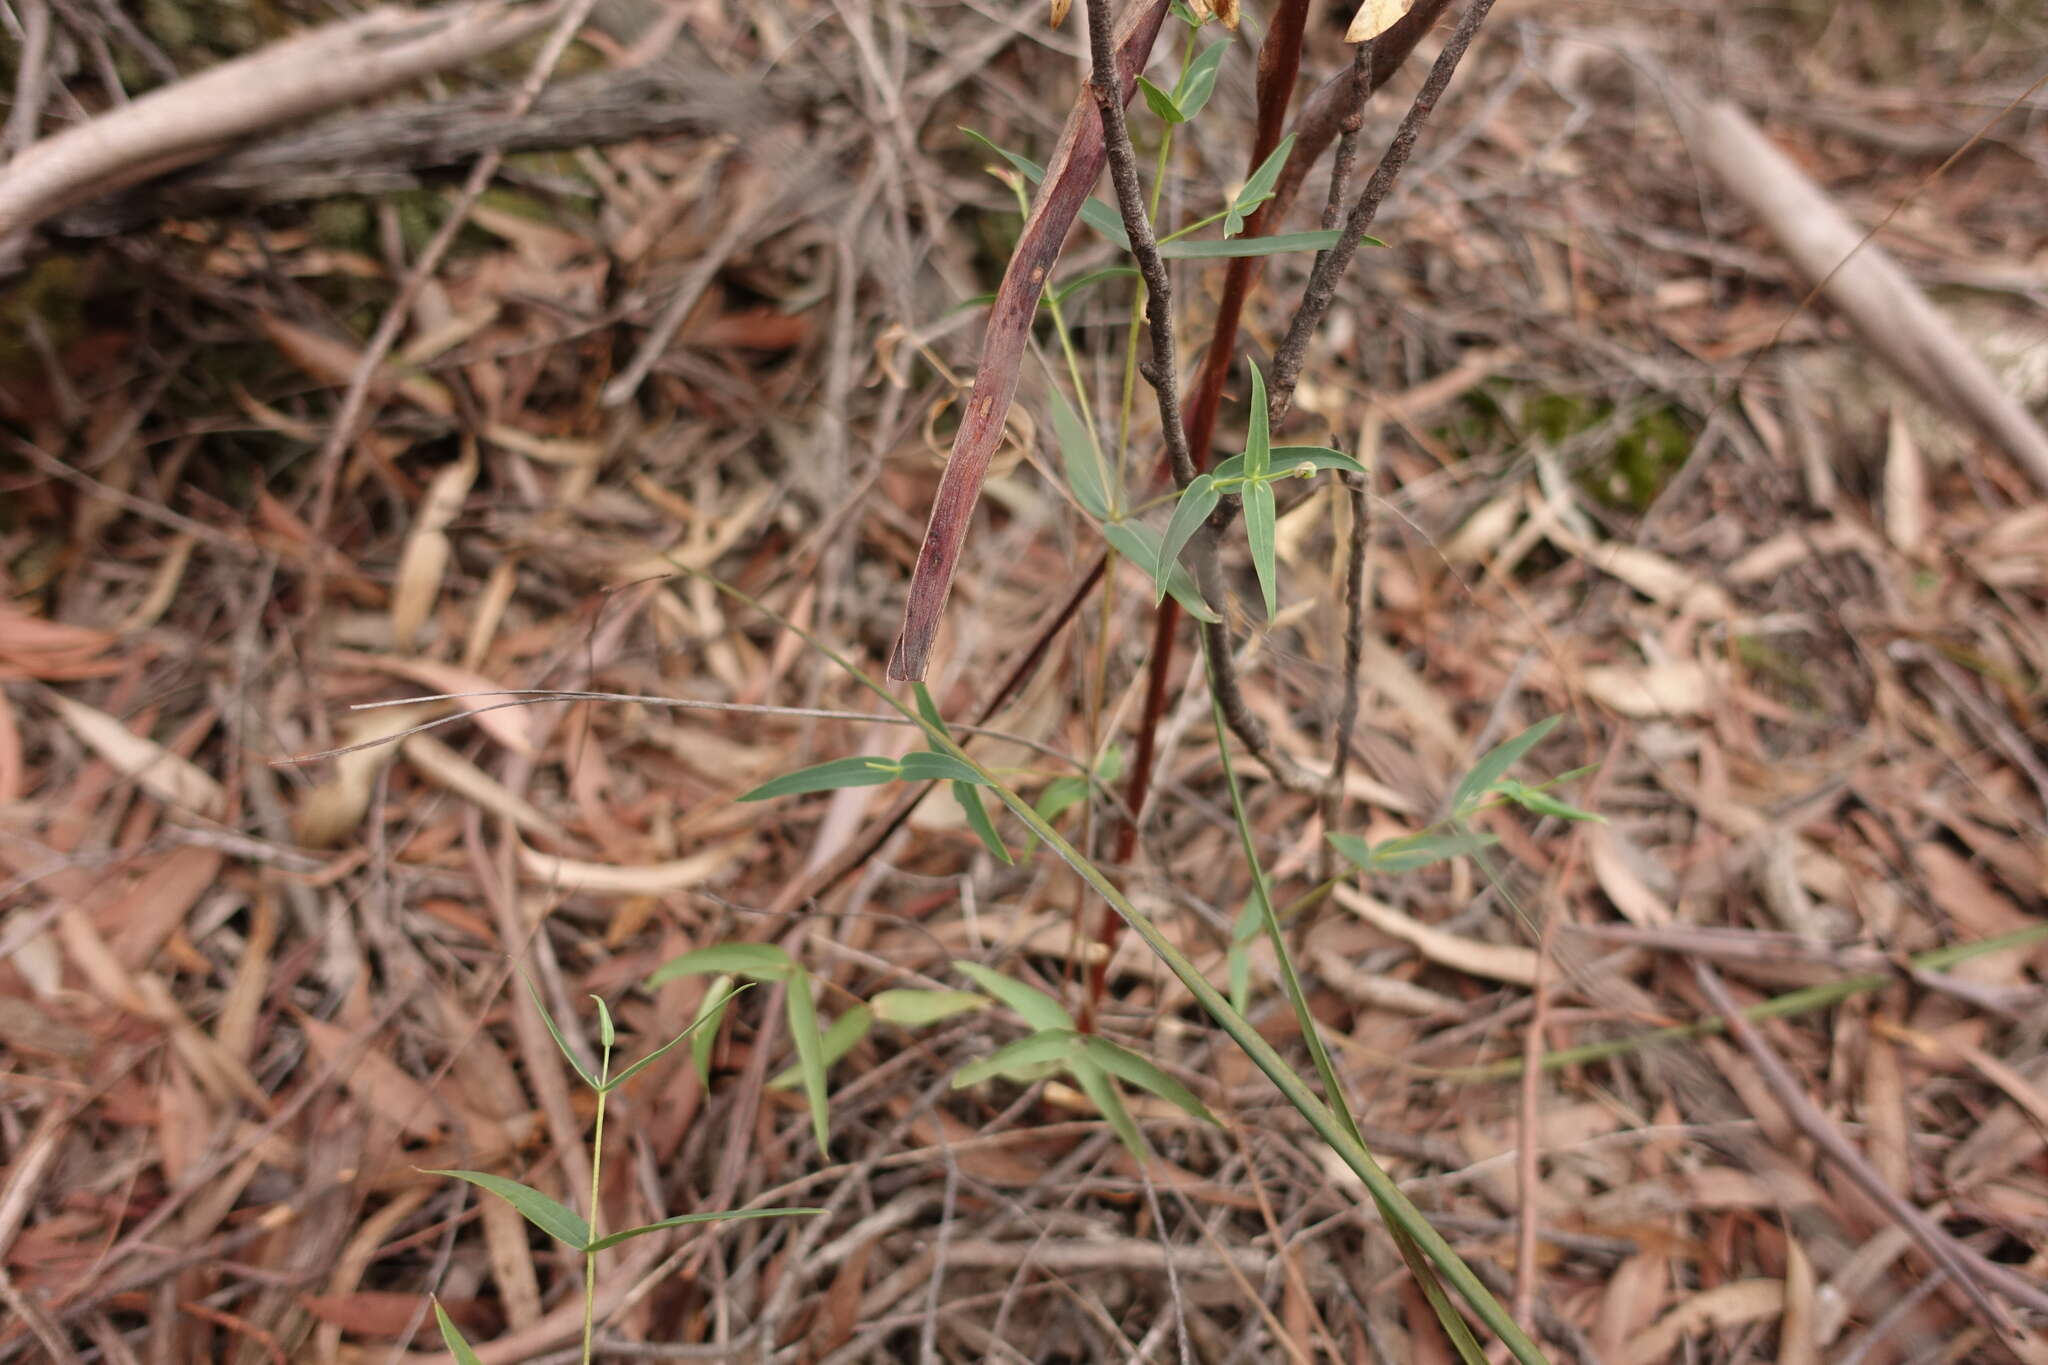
0,0,565,267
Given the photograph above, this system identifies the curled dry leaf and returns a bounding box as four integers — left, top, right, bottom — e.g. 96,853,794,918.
1346,0,1414,42
47,693,225,819
390,447,478,651
1581,658,1718,717
1333,884,1539,986
294,701,449,847
402,733,570,843
517,840,742,896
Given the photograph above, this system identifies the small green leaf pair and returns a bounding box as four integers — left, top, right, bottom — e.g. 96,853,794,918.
740,701,1012,867
428,1168,817,1257
1158,360,1369,619
648,943,837,1154
959,128,1384,262
951,962,1216,1159
1136,40,1226,126
1326,718,1602,878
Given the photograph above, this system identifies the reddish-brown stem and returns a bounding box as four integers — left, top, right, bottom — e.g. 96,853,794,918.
889,0,1170,682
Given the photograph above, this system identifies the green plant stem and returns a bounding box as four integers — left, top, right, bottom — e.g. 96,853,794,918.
664,563,1550,1365
582,1042,610,1365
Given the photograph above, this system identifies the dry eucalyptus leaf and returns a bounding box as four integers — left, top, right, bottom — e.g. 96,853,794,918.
390,448,477,650
293,702,447,847
1581,659,1717,717
1346,0,1413,42
518,840,743,896
48,694,225,818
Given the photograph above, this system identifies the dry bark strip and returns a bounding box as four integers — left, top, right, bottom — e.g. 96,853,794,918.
0,0,566,267
887,0,1171,682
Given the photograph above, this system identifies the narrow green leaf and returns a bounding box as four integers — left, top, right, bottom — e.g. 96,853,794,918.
1136,74,1184,124
912,682,950,739
1169,0,1202,26
433,1300,484,1365
783,971,832,1155
1071,1057,1145,1158
1244,478,1277,619
1173,41,1228,121
1232,133,1295,221
648,942,793,986
769,1005,873,1089
1328,829,1498,874
1101,520,1217,622
592,996,615,1051
584,1206,825,1254
958,129,1130,248
1492,778,1605,824
953,781,1013,864
1051,266,1141,307
687,975,736,1086
871,989,990,1027
1244,360,1270,479
603,980,752,1093
1034,774,1091,825
900,751,985,785
426,1170,590,1250
1450,717,1561,817
738,755,900,802
1158,230,1383,260
1079,1035,1217,1125
952,961,1073,1031
521,972,596,1089
1212,447,1368,481
952,1027,1083,1087
1155,474,1219,604
1050,389,1111,520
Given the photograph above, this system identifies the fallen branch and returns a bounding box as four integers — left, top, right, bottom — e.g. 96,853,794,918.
0,0,566,268
1678,94,2048,494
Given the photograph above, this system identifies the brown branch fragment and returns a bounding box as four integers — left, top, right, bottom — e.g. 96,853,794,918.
0,0,566,268
887,0,1172,682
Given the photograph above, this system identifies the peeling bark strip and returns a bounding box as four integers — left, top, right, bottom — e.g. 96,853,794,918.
888,0,1171,683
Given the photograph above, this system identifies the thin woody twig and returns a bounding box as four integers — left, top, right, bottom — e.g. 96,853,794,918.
0,0,565,266
1271,0,1498,426
1691,959,2048,1347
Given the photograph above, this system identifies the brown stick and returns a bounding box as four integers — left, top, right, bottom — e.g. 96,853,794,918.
887,0,1171,682
0,0,565,267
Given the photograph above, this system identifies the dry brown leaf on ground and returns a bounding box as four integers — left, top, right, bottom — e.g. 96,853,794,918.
45,693,224,818
0,601,117,680
293,701,449,847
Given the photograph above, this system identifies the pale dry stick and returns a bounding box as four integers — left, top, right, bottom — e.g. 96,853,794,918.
2,0,52,156
0,1,564,262
1676,85,2048,494
303,0,599,556
1690,960,2048,1349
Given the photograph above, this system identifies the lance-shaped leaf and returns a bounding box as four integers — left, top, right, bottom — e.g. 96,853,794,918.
900,751,985,785
1225,134,1295,237
890,0,1173,682
433,1300,483,1365
1173,40,1228,120
648,942,794,985
584,1206,824,1254
953,780,1013,864
871,989,990,1027
770,1005,873,1089
953,960,1073,1031
783,970,833,1154
1050,388,1112,519
1244,478,1278,618
1079,1034,1217,1124
1101,520,1217,623
521,971,596,1089
952,1027,1083,1086
1450,716,1560,817
1212,446,1368,480
740,756,900,801
1136,74,1184,124
1243,360,1271,479
959,128,1131,248
1155,474,1220,604
604,979,751,1093
1157,228,1383,259
1328,828,1498,873
427,1170,590,1250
